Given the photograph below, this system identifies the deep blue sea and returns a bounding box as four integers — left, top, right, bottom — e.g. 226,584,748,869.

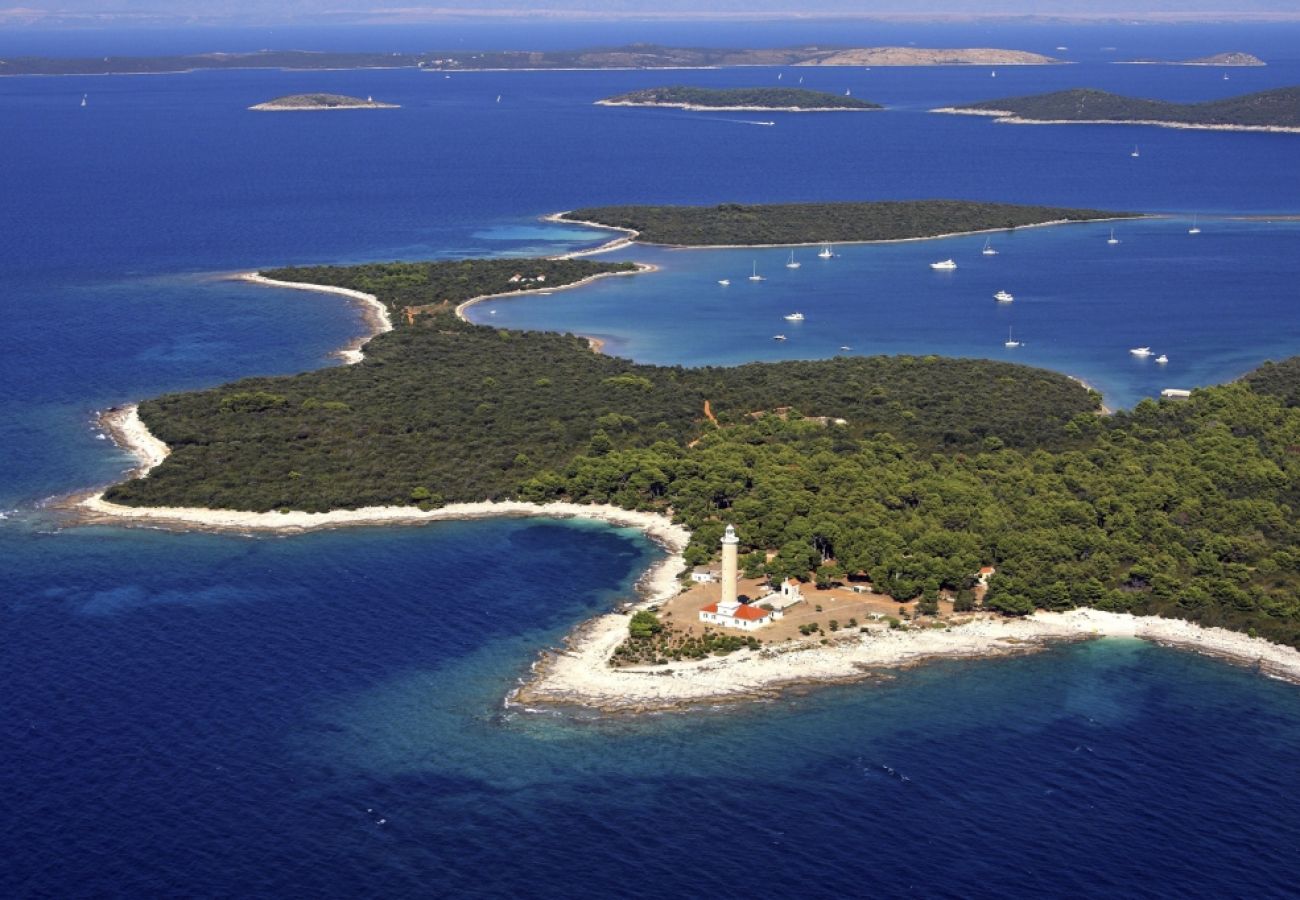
4,22,1300,897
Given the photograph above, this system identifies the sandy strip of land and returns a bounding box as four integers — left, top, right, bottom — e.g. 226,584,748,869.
594,100,880,113
452,263,656,326
513,607,1300,713
931,107,1300,134
237,273,392,364
543,212,642,257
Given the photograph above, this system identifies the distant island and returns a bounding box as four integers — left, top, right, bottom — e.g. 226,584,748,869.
934,86,1300,133
1118,52,1266,66
249,94,398,112
596,86,880,112
0,44,1062,77
556,200,1132,247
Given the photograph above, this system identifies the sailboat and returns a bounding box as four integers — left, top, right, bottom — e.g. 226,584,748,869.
1188,215,1201,235
1107,228,1120,245
785,250,801,269
1004,327,1021,348
748,261,765,282
990,69,997,78
982,237,998,256
1130,145,1140,158
496,95,502,103
844,88,852,97
818,244,834,259
80,94,87,107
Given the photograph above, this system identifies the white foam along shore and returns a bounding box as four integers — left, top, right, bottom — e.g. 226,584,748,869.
237,272,392,364
594,99,881,113
514,606,1300,713
931,106,1300,134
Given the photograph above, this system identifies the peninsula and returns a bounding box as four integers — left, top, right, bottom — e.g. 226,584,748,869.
555,199,1131,246
80,203,1300,710
596,86,880,112
934,86,1300,133
0,45,1062,77
249,93,398,111
1118,52,1266,66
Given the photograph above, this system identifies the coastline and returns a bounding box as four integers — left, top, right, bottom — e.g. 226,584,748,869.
548,210,1146,252
236,272,392,364
248,102,399,111
594,100,880,113
931,107,1300,134
452,262,656,327
512,607,1300,713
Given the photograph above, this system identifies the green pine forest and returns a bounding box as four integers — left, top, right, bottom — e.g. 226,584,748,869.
561,200,1131,245
103,256,1300,648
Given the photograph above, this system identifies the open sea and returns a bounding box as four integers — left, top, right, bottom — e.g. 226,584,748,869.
3,21,1300,897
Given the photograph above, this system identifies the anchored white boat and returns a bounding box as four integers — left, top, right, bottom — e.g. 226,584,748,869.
748,262,765,282
1130,347,1153,357
1107,228,1120,245
1156,354,1169,364
773,334,787,341
718,279,731,286
80,94,87,108
786,251,801,269
783,312,805,321
1188,215,1201,235
818,244,834,259
1131,145,1140,158
993,290,1014,302
982,238,998,256
839,345,851,351
930,259,957,270
1004,327,1021,348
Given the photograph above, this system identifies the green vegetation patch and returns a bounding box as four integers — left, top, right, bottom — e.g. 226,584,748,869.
102,257,1300,648
600,86,880,110
562,200,1130,246
960,87,1300,128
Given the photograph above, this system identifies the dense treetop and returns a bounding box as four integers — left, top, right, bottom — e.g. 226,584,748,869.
598,86,880,110
561,200,1130,246
103,257,1300,649
956,86,1300,128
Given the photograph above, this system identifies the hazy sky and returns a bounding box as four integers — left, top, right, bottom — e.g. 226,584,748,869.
3,0,1297,27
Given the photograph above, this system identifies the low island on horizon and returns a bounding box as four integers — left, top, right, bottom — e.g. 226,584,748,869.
596,86,880,112
72,198,1300,711
249,93,398,111
0,44,1063,77
934,86,1300,133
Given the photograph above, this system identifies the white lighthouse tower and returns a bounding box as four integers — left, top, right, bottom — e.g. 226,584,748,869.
698,523,777,631
719,523,740,613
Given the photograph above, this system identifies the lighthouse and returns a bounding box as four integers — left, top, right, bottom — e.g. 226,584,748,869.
720,523,740,609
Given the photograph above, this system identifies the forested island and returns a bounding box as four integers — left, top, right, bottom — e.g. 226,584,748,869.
559,200,1130,246
97,254,1300,650
249,94,397,111
936,87,1300,132
596,86,880,111
1119,52,1266,66
0,45,1061,77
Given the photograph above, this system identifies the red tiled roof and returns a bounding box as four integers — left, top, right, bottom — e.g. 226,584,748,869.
979,566,996,575
732,604,770,621
700,603,719,614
